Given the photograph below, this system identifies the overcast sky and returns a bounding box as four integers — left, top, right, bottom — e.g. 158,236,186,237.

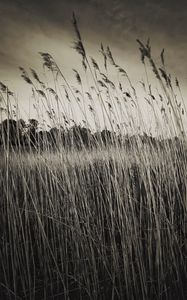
0,0,187,125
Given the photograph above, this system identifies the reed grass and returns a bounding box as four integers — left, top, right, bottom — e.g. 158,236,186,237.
0,15,186,300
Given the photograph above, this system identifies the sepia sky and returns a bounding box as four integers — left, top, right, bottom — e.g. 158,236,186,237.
0,0,187,124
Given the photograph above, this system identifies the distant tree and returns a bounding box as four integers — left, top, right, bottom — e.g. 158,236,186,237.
28,119,39,129
65,125,92,150
100,129,115,146
38,130,50,151
26,119,39,148
0,119,24,149
49,127,61,150
79,127,92,148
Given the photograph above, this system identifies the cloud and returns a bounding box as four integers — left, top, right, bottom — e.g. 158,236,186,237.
0,0,187,85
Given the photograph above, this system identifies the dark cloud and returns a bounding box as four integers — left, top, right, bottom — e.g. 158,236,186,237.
7,0,186,40
0,0,187,89
1,0,187,42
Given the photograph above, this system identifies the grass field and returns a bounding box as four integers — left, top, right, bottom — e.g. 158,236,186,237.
0,140,187,299
0,16,187,300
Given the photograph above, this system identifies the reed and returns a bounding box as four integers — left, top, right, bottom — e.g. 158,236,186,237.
0,15,186,300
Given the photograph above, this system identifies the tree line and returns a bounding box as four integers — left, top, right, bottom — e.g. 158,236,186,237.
0,118,182,152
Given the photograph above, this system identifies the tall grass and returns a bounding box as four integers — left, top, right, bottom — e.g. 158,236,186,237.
0,15,187,300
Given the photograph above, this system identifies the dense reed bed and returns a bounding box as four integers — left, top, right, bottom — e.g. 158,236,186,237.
0,141,187,300
0,15,187,300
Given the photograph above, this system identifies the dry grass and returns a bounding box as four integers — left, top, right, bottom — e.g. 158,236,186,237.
0,15,187,300
0,141,187,300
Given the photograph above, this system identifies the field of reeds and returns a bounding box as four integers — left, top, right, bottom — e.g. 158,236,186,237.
0,15,187,300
